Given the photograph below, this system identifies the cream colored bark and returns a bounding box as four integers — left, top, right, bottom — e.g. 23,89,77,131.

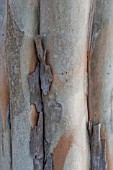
40,0,90,169
1,0,91,169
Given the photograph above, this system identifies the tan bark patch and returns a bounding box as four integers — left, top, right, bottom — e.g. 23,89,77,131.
101,130,113,170
29,40,38,74
0,67,9,130
30,104,39,127
52,133,74,170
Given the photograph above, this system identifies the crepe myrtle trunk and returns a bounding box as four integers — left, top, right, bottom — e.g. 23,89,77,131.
0,0,113,169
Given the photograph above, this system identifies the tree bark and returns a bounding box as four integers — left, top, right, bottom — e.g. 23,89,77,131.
40,0,90,169
89,0,113,169
1,0,113,170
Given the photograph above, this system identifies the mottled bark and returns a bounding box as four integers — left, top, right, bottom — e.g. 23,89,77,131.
40,0,90,169
6,0,39,169
0,0,11,169
1,0,113,170
89,0,113,169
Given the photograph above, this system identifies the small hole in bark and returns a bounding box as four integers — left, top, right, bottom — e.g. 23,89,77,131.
35,155,37,159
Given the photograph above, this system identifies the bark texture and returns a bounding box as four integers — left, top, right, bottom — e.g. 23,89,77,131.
0,0,11,169
1,0,113,170
6,0,39,169
89,0,113,169
40,0,90,169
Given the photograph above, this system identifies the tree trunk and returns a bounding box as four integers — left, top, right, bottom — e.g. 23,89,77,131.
0,0,113,170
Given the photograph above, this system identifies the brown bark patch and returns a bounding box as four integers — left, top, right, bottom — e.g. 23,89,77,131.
53,73,63,89
30,104,39,127
29,40,38,74
52,133,74,170
0,70,9,130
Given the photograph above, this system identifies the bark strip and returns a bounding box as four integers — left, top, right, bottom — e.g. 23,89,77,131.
90,123,107,170
35,35,52,96
28,35,52,169
28,64,43,170
87,0,96,122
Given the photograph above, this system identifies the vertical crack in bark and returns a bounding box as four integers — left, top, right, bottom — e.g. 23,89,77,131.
7,105,11,130
87,0,96,123
28,35,52,169
28,63,44,170
35,35,52,96
6,104,12,170
87,1,96,163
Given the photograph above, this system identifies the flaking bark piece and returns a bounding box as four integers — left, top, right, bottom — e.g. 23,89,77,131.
91,124,101,170
35,35,52,95
100,140,107,170
44,154,53,170
91,124,107,170
28,64,44,169
28,64,42,113
30,113,43,170
88,120,93,137
40,60,52,96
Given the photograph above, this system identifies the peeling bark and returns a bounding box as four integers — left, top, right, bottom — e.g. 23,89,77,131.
28,65,42,113
28,35,52,169
89,0,113,169
6,0,38,169
1,0,113,169
30,116,43,170
28,65,44,169
90,123,107,170
35,35,52,96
